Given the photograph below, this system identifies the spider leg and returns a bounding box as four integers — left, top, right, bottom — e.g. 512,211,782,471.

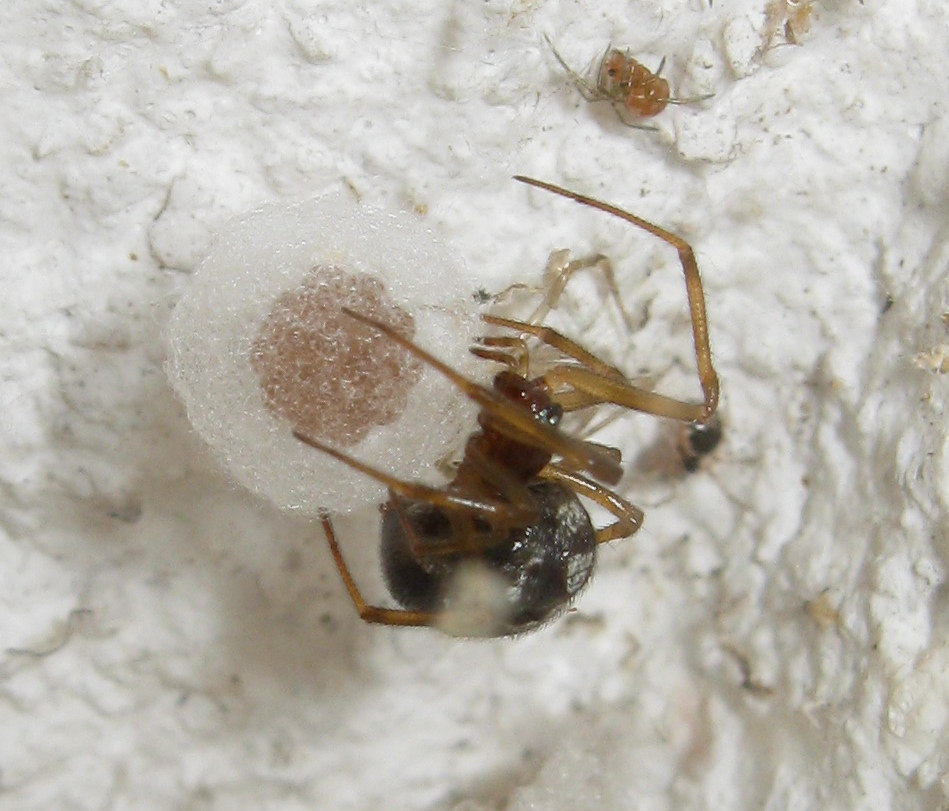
470,334,530,376
512,175,719,422
473,252,632,371
483,316,707,421
666,91,715,107
404,440,546,560
459,440,539,521
525,250,635,332
320,513,437,628
544,363,709,422
544,34,601,102
339,307,623,485
293,431,537,524
483,315,628,382
612,105,661,130
546,440,622,472
540,464,644,543
482,281,540,308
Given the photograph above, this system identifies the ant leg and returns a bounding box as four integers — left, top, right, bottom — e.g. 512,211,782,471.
320,514,437,628
540,465,644,543
512,176,720,421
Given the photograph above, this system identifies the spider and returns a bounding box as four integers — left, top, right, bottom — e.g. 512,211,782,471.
545,35,710,127
294,176,719,637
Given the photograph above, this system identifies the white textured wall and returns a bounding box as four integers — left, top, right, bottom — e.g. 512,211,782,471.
3,1,948,809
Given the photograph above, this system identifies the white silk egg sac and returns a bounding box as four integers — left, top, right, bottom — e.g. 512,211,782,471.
165,192,481,514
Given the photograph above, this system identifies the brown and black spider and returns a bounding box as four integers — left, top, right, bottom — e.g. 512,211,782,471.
294,176,719,637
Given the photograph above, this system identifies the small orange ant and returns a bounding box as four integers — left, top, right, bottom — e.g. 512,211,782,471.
545,35,710,127
294,176,719,637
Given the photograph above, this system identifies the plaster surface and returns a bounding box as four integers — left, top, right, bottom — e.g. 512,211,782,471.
2,1,948,809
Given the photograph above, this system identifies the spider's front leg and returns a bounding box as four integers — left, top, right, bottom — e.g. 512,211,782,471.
511,175,720,424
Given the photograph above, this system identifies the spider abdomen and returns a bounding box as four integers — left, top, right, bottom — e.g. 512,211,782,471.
380,481,596,637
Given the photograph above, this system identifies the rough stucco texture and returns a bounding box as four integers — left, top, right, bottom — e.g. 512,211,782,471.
2,1,949,810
